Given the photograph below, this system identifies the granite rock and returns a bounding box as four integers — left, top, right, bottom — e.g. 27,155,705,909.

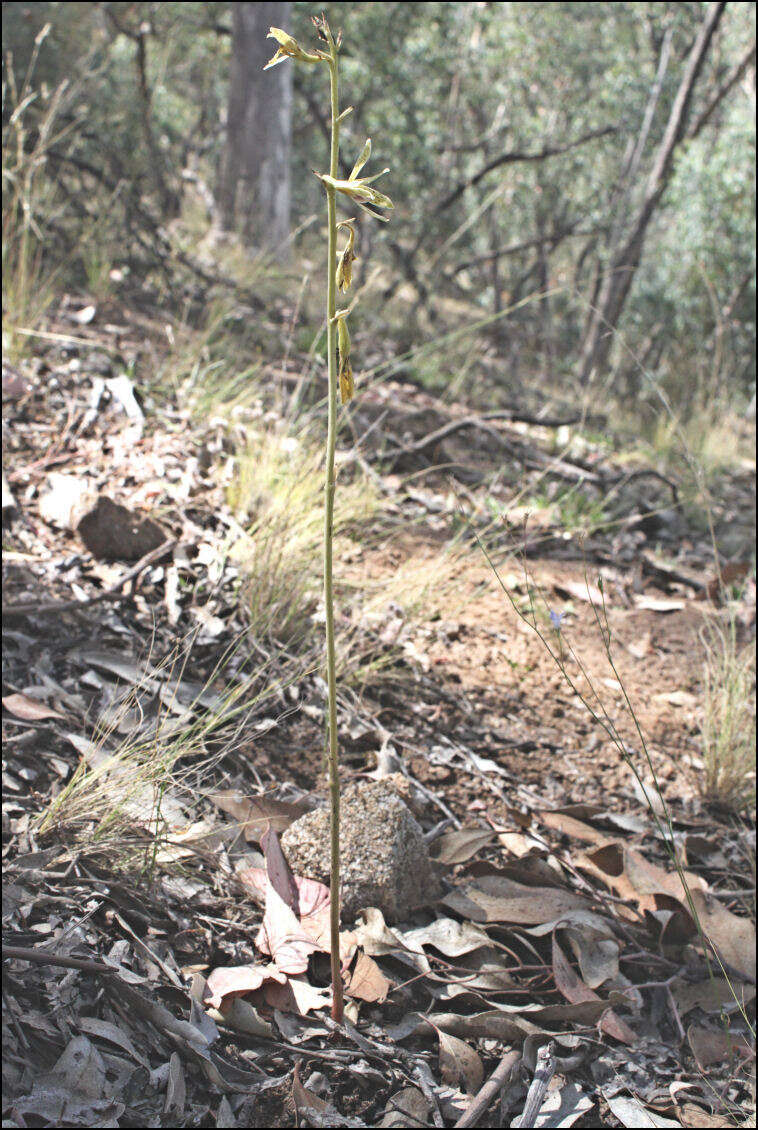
281,779,439,923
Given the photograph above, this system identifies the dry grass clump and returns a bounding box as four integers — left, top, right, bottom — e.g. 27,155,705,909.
700,608,756,811
228,428,377,647
2,36,67,361
651,406,756,478
37,640,278,872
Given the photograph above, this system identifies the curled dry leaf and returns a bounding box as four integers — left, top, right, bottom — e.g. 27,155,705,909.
204,964,285,1011
538,810,609,846
529,1082,594,1128
578,841,706,908
378,1087,431,1128
429,1009,540,1043
292,1062,329,1117
344,950,391,1003
552,935,635,1045
443,875,587,924
579,842,756,981
165,1052,186,1119
432,827,495,865
256,883,323,975
211,791,310,839
432,1023,484,1094
427,947,515,996
687,890,756,983
400,917,492,958
687,1024,753,1070
672,977,755,1017
76,1016,149,1068
564,926,620,989
261,824,299,905
605,1095,681,1128
216,997,274,1038
262,975,332,1016
676,1103,734,1128
499,830,541,857
250,827,332,974
352,908,430,972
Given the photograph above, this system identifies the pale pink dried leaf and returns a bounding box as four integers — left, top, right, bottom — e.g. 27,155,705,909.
204,963,285,1010
3,692,63,722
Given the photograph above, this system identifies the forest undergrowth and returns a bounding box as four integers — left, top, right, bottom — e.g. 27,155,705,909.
2,31,756,1120
2,228,755,1124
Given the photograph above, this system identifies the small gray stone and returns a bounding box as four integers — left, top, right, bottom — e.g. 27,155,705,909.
281,779,440,924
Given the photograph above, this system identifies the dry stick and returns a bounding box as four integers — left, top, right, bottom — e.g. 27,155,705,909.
513,1042,556,1128
2,537,177,616
3,944,122,978
454,1049,522,1128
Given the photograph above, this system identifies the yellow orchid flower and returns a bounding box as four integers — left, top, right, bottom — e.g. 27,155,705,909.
316,137,393,220
264,27,321,69
319,172,393,218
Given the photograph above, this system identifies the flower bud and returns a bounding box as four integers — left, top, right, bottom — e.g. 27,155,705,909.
336,223,357,292
337,317,354,403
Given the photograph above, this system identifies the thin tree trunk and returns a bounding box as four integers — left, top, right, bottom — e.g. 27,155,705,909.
219,2,292,250
579,1,727,383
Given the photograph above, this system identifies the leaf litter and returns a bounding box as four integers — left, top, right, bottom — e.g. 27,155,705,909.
2,299,754,1127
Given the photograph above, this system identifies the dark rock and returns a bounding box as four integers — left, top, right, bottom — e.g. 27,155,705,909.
76,496,166,562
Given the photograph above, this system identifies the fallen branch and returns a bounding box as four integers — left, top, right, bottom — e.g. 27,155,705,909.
386,415,510,462
607,466,680,503
2,538,177,617
382,411,601,486
454,1048,522,1128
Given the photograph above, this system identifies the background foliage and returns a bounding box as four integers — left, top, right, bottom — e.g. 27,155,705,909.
2,1,756,417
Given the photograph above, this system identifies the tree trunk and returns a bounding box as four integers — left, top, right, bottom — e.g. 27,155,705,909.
218,1,292,250
579,1,727,384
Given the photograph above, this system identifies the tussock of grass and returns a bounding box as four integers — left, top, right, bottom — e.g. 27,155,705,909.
647,404,755,478
700,608,756,812
2,43,67,361
38,638,282,872
228,428,378,646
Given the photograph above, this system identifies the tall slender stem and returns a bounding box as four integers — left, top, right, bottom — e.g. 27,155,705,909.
323,37,344,1024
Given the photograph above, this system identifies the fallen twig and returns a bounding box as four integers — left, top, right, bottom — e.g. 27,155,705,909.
513,1042,556,1128
3,944,122,978
454,1048,522,1128
2,538,177,616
